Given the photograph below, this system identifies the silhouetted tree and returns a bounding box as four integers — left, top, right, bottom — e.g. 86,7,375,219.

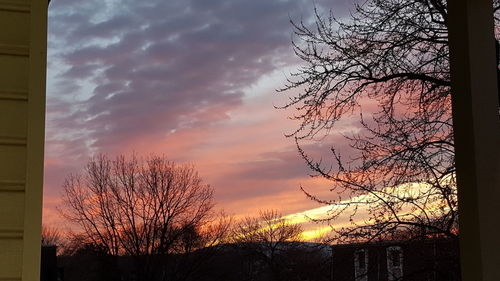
41,225,62,247
231,210,304,281
60,154,229,281
164,214,232,281
279,0,500,242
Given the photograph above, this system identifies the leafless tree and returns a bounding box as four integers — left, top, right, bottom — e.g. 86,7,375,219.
278,0,500,242
41,225,62,247
165,213,233,281
232,210,303,244
231,210,303,281
60,154,229,281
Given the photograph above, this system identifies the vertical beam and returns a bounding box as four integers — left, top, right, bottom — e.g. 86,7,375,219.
0,0,47,280
23,0,47,280
447,1,500,281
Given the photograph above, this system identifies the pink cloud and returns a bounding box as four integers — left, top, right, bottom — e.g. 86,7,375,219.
44,0,356,232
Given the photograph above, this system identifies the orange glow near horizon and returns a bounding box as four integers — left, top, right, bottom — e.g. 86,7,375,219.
44,180,454,244
280,180,456,241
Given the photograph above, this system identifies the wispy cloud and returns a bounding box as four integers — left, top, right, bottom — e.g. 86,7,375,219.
44,0,356,231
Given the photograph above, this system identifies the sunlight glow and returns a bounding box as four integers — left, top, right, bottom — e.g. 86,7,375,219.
282,179,456,241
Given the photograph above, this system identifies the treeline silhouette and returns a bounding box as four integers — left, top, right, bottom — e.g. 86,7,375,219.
54,208,330,281
49,154,460,281
53,154,329,281
57,240,332,281
51,236,460,281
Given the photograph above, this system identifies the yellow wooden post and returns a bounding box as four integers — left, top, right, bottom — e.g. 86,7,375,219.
0,1,47,280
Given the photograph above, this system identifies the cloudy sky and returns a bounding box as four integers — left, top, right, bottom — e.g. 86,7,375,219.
43,0,355,235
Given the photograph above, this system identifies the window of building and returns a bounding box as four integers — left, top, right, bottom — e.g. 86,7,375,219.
386,246,403,281
358,250,366,268
354,249,368,281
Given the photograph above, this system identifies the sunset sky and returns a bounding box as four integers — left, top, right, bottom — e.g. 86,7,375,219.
43,0,357,236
